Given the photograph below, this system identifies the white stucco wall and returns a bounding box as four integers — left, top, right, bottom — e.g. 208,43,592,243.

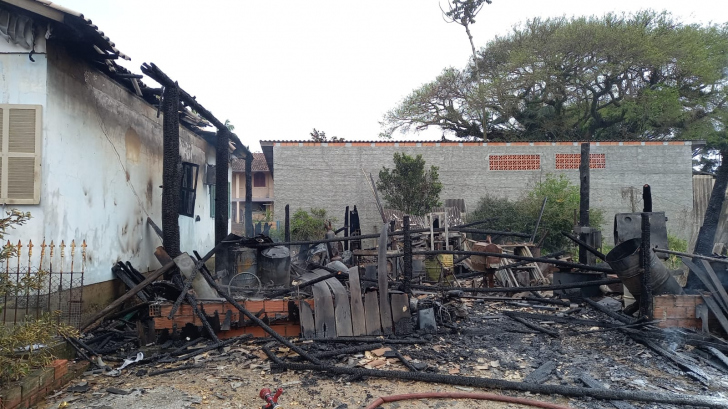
0,41,227,285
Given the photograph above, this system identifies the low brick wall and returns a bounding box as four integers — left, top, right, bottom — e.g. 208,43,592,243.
653,294,704,329
0,360,89,409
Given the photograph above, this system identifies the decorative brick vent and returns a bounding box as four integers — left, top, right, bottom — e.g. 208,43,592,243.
489,154,541,171
555,153,606,169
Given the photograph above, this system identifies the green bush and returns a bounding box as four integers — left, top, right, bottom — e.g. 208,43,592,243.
666,233,688,270
468,174,604,251
290,208,336,241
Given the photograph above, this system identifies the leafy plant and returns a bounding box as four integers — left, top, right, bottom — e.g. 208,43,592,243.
468,174,604,251
666,233,689,270
290,208,335,241
376,153,443,216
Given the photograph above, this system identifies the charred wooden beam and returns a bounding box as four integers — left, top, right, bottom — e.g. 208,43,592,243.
215,129,230,272
161,83,181,260
245,153,253,237
140,63,251,158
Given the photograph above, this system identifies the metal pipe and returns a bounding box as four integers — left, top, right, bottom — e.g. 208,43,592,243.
562,232,605,261
530,197,548,243
409,278,621,294
652,248,728,265
640,212,653,318
256,227,531,248
412,250,612,273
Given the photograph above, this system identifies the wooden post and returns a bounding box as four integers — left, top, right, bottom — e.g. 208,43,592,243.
215,129,230,274
161,83,181,261
245,153,253,237
403,215,412,294
344,206,350,251
642,184,652,212
640,213,652,318
284,204,291,243
578,142,590,264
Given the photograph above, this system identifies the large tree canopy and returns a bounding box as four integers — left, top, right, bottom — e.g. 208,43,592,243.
380,11,728,142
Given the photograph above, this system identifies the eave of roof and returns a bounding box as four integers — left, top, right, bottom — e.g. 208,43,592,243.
260,140,706,147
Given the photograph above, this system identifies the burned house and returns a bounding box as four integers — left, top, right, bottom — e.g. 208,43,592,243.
0,0,246,316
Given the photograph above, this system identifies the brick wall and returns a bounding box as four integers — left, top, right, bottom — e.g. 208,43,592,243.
269,141,696,246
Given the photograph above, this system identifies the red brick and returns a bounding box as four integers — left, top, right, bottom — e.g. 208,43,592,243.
1,385,22,409
19,374,39,402
49,360,68,380
38,368,54,388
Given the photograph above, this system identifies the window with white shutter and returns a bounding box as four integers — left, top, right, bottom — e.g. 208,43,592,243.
0,105,42,204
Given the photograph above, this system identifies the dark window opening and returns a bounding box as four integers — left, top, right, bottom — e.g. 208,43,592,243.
179,162,199,217
253,172,266,187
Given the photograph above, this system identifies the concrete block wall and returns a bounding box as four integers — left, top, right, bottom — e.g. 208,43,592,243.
268,141,696,246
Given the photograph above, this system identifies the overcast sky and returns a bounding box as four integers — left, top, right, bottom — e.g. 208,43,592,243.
57,0,727,151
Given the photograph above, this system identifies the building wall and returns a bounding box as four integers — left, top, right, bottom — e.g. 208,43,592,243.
271,141,696,246
0,41,224,285
233,171,274,200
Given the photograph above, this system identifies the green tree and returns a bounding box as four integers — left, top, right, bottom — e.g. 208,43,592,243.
381,11,728,142
376,153,443,215
310,128,344,142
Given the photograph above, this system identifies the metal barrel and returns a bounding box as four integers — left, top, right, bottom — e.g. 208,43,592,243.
258,246,291,287
605,238,683,297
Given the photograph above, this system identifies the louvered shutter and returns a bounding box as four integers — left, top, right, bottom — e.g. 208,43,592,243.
1,105,41,204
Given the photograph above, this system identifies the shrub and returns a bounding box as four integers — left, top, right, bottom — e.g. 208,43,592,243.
290,208,336,241
0,210,77,383
468,174,604,251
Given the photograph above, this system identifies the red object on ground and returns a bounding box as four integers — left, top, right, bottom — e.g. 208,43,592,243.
365,391,571,409
259,387,283,409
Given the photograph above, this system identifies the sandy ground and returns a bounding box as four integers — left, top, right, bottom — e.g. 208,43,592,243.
41,366,573,409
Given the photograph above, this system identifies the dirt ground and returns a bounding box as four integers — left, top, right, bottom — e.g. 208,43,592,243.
40,296,728,409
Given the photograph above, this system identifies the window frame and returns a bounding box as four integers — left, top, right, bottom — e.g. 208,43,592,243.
0,104,43,204
179,162,199,217
253,172,266,187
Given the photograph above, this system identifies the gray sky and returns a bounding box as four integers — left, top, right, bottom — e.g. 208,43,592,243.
57,0,727,151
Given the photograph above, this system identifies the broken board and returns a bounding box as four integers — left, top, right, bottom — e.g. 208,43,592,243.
702,295,728,335
299,300,315,339
348,266,367,336
378,224,393,335
313,269,353,337
311,281,336,338
390,292,412,335
364,290,382,335
701,260,728,314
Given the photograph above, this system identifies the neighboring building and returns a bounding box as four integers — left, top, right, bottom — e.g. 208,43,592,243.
231,153,274,234
0,0,239,303
261,140,703,245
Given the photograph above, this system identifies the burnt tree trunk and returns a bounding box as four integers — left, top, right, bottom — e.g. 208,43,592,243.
245,154,253,237
161,83,181,260
694,150,728,256
215,129,230,275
